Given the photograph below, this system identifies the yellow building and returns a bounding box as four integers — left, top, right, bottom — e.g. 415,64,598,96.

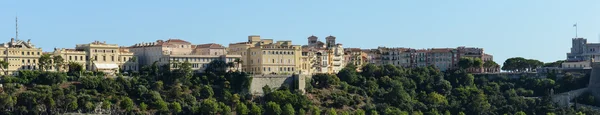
0,38,43,75
228,35,302,75
54,41,137,75
303,35,345,74
344,48,367,70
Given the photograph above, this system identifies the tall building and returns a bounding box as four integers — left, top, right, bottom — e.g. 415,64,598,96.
53,41,137,75
129,39,240,73
302,35,345,74
228,35,302,74
0,38,43,75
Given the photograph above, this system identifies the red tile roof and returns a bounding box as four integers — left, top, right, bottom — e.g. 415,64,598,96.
196,43,225,49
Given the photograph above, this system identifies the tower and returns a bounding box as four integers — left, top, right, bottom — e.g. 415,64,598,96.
308,35,318,46
325,35,336,48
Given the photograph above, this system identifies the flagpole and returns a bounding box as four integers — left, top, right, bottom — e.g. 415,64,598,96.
574,23,578,38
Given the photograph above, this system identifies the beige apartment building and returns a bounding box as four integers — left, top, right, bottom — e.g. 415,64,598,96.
303,35,345,74
228,35,302,75
370,46,497,73
0,38,43,75
129,39,240,73
53,41,137,75
343,48,367,70
379,47,412,68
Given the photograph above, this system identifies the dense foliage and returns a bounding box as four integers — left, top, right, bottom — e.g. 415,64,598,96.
502,57,544,72
0,60,599,114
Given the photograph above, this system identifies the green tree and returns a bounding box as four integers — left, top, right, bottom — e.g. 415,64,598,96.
101,100,111,110
250,103,262,115
425,92,448,109
53,55,65,71
67,62,84,75
266,101,282,115
515,111,527,115
200,98,220,115
283,103,296,115
120,97,134,112
234,58,243,70
171,102,182,113
310,105,322,115
311,73,341,88
236,102,249,115
205,59,228,74
326,108,337,115
354,109,365,115
0,60,9,75
37,54,52,71
140,102,148,111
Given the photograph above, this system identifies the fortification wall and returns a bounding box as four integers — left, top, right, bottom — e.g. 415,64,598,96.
249,74,308,95
588,62,600,104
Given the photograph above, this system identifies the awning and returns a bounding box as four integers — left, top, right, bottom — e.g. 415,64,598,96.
94,63,119,70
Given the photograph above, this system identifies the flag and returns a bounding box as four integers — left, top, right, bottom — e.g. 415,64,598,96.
574,23,577,27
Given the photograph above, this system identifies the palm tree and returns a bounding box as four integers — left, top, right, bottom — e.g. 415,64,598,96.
227,62,235,72
53,55,65,72
0,60,9,75
234,58,243,71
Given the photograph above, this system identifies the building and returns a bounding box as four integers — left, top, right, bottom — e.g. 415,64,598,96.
0,38,43,75
482,53,499,73
378,47,411,67
228,35,302,75
129,39,240,73
343,48,367,70
364,49,381,65
302,35,345,74
427,48,457,71
368,46,497,73
53,41,137,75
567,38,600,62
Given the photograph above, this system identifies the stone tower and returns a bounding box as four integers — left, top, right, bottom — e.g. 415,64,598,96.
326,35,336,48
308,35,318,46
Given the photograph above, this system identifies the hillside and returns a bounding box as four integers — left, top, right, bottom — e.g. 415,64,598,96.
0,60,599,115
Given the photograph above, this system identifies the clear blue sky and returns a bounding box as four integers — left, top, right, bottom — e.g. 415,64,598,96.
0,0,599,64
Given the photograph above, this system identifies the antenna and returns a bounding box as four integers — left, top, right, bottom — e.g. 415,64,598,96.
15,16,18,40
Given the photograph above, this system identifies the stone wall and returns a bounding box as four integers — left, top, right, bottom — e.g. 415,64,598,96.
250,74,308,95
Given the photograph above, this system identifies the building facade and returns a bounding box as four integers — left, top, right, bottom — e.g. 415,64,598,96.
567,38,600,62
129,39,240,73
0,38,43,75
302,35,345,74
366,46,496,73
228,35,302,75
53,41,137,75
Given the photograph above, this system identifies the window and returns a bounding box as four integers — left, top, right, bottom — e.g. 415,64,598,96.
103,56,106,61
111,56,115,61
21,52,24,55
69,56,72,60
